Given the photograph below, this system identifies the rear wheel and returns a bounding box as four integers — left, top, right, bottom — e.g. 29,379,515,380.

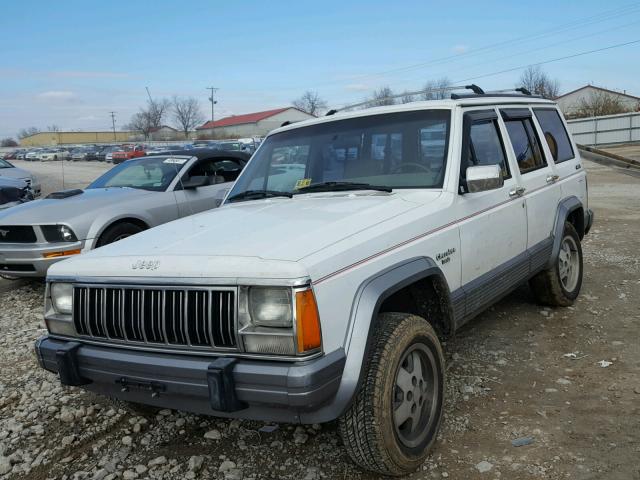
530,221,583,306
97,222,144,247
339,312,444,476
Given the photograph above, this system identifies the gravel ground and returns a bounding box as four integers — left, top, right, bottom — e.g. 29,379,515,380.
9,160,111,197
0,160,638,480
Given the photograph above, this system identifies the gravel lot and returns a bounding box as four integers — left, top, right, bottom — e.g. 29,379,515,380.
0,160,638,479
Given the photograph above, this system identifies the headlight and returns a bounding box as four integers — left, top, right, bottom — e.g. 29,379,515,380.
41,224,78,242
249,287,292,327
51,282,73,315
239,286,321,356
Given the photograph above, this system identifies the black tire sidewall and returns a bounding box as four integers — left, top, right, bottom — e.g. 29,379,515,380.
375,317,445,467
555,223,583,300
97,223,143,247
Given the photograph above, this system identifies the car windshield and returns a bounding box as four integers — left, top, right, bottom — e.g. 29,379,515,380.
227,110,451,199
87,156,189,191
0,159,13,168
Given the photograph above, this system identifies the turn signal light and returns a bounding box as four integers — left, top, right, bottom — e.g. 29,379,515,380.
295,289,322,353
43,249,82,259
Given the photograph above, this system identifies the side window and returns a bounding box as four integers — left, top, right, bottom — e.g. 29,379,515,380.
211,158,243,182
465,120,510,179
503,118,546,174
533,108,575,163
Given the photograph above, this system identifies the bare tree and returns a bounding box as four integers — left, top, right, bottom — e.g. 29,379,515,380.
400,91,416,104
147,98,171,128
17,127,40,139
1,138,18,147
47,125,60,132
368,86,396,107
292,91,328,116
172,96,205,139
124,112,154,140
517,66,560,99
421,77,451,100
570,90,632,118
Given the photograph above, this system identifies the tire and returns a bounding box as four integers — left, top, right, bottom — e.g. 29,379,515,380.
529,221,583,307
338,312,445,476
97,222,144,247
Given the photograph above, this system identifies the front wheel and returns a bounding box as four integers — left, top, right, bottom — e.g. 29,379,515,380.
96,222,144,247
339,312,444,476
530,221,583,306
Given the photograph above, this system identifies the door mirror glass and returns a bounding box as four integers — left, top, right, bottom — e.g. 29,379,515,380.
466,165,503,193
182,175,210,189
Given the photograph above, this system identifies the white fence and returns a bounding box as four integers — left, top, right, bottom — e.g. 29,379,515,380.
566,111,640,146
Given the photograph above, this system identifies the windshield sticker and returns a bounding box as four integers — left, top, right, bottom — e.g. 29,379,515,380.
295,178,312,189
163,158,188,165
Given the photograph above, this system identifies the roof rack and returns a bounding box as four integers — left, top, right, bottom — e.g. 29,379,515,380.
450,87,543,100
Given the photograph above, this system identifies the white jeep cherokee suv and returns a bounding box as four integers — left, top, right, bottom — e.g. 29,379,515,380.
36,90,593,476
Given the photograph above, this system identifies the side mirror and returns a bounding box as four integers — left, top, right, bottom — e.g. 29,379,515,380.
465,165,503,193
182,175,210,189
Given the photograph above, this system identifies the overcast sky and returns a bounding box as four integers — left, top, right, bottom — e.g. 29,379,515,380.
1,0,640,138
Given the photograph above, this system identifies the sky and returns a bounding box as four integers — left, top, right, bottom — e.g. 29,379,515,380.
1,0,640,138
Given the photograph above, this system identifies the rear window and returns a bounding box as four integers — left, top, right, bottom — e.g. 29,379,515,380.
533,108,574,163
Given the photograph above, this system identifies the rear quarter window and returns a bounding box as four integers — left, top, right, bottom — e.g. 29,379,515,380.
533,108,575,163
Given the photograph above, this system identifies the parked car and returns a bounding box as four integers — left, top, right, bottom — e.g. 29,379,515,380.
0,158,41,197
95,145,119,162
3,149,25,160
15,151,27,160
0,177,33,211
0,149,249,277
25,149,43,161
34,93,592,476
40,148,69,162
111,145,146,164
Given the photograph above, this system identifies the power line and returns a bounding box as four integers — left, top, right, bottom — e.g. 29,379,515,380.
454,38,640,84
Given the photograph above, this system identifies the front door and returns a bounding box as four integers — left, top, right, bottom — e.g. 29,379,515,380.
457,109,527,288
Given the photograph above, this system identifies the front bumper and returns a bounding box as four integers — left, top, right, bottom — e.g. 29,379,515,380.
0,241,84,277
35,336,346,423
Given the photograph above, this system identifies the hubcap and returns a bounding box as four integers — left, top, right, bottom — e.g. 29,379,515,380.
393,343,439,448
558,235,580,292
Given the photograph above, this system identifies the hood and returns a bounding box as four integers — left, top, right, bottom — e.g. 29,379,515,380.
49,192,437,279
0,167,33,181
0,176,27,188
0,187,155,227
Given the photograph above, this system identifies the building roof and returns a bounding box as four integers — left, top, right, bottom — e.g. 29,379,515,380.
149,125,177,132
197,107,300,130
555,84,640,101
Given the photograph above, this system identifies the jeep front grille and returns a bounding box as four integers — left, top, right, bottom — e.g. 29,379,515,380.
72,286,237,350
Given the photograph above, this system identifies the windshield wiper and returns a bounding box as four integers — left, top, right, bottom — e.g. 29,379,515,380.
227,189,293,203
295,181,392,194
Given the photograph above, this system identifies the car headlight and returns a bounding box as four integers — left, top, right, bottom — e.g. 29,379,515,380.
41,224,78,242
51,282,73,315
249,287,292,327
239,286,321,356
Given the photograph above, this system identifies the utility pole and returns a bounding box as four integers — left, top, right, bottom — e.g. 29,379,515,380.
109,112,117,141
206,87,219,123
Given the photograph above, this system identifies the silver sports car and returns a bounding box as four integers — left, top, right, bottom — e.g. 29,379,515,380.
0,158,41,197
0,150,249,277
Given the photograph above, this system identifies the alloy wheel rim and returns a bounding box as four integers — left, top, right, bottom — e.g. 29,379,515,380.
113,234,131,242
392,343,439,448
558,235,579,291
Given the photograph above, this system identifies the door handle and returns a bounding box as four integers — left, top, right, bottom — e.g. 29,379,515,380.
546,174,560,183
509,186,526,197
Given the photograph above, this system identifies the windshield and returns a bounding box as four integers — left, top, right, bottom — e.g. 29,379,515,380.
0,159,13,168
87,156,189,191
227,110,451,199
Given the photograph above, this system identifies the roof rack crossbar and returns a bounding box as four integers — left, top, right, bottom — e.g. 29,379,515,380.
328,84,483,113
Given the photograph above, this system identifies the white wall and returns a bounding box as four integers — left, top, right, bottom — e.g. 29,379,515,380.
557,87,640,117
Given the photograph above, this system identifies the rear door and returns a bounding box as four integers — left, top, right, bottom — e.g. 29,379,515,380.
500,108,561,250
532,107,587,206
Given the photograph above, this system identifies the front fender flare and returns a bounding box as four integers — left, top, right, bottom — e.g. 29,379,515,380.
549,196,583,267
301,256,451,423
